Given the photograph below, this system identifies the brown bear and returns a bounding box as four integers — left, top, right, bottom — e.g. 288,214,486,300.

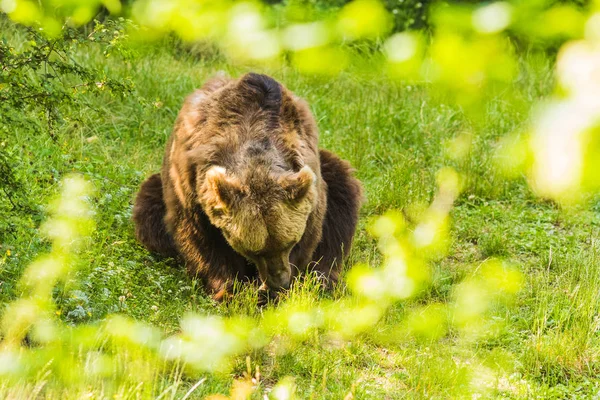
133,73,362,301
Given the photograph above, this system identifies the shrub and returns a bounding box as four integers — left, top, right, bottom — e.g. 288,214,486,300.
0,17,132,228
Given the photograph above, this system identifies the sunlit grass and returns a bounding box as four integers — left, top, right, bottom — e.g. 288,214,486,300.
2,18,600,399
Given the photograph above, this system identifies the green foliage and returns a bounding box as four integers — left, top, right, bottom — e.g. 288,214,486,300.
0,17,132,235
282,0,430,30
0,18,132,136
1,0,600,398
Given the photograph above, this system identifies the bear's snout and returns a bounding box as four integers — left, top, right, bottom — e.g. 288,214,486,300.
255,253,292,291
266,269,291,291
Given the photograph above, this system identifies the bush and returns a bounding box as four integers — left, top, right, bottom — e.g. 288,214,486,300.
0,17,132,228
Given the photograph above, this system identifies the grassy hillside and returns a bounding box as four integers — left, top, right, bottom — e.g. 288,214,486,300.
1,22,600,399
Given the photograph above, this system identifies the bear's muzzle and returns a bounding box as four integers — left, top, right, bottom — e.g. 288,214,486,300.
255,253,292,291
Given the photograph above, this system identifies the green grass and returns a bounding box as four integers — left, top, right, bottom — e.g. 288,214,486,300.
2,28,600,399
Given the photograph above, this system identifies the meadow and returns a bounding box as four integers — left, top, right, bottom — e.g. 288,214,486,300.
1,8,600,399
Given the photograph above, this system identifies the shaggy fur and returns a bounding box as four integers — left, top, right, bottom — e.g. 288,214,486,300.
133,73,362,300
132,174,177,258
311,149,363,282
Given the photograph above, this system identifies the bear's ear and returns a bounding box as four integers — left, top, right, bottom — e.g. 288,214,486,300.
205,166,243,212
279,165,315,202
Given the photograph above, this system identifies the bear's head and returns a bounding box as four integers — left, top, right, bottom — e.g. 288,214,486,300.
201,162,317,291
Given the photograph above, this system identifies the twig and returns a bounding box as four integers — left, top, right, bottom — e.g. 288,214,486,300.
2,186,17,210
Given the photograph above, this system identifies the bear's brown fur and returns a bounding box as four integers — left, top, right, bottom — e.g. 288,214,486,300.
133,73,362,300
